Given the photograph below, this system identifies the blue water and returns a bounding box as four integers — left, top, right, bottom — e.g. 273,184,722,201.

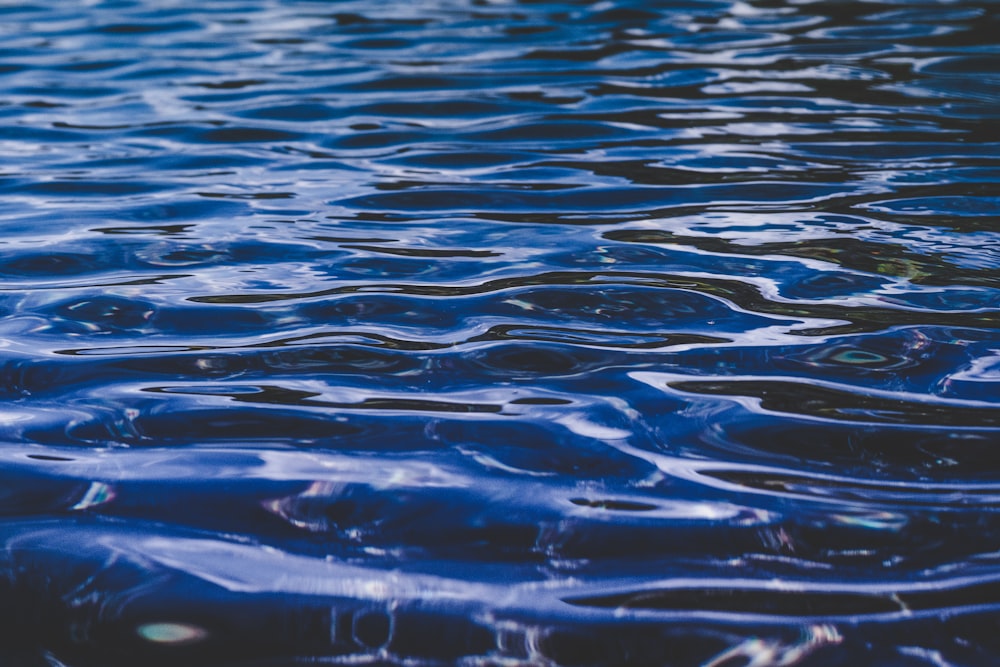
0,0,998,664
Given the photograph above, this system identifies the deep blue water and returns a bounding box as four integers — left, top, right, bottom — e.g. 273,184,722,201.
0,0,998,665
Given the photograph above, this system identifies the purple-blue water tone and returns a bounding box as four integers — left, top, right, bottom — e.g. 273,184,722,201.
0,0,998,665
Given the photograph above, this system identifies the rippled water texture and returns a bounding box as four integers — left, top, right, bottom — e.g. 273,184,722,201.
0,0,999,665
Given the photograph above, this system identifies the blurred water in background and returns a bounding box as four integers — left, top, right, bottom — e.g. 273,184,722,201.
0,0,998,664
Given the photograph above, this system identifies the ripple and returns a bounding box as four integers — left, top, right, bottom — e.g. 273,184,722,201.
667,377,1000,427
705,469,1000,508
0,0,998,664
565,578,1000,618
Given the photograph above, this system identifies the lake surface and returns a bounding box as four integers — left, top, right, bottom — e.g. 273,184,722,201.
0,0,998,665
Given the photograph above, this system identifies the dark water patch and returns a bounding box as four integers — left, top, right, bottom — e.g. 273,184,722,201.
603,228,1000,288
668,378,1000,427
471,324,727,349
196,127,305,143
237,102,339,122
565,578,1000,618
705,469,1000,508
95,21,203,36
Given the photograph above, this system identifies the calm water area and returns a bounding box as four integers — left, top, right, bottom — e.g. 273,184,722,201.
0,0,998,665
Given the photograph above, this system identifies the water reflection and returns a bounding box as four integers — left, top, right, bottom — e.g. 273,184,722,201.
0,0,997,664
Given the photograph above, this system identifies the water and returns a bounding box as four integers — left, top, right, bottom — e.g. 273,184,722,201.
0,0,998,664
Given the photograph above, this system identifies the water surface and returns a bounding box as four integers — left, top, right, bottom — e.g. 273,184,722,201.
0,0,999,665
